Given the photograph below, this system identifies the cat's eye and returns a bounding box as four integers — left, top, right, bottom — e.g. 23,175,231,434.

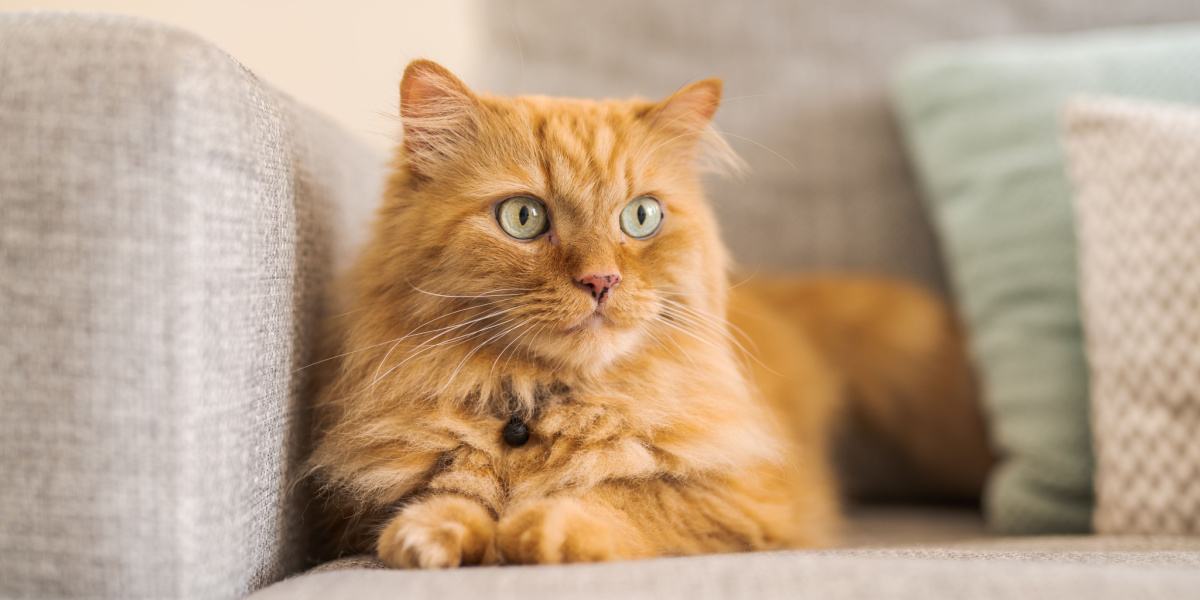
620,196,663,239
496,196,549,240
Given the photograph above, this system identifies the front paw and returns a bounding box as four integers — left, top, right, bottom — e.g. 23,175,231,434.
497,497,649,564
377,496,497,569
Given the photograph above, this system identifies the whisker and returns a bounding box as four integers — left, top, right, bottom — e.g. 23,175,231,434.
489,319,541,380
650,314,749,380
437,317,531,397
323,306,367,320
295,296,513,373
729,269,760,289
643,325,698,370
407,281,532,299
711,128,799,173
658,306,740,356
368,306,515,387
659,304,780,376
368,313,519,394
505,321,548,373
655,292,762,352
654,313,730,357
659,297,760,349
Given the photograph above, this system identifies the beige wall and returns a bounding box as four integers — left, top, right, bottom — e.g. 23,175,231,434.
0,0,481,151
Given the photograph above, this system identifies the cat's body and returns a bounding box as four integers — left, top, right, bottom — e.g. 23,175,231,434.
308,60,991,567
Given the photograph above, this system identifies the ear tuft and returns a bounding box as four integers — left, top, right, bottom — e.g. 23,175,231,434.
398,59,478,177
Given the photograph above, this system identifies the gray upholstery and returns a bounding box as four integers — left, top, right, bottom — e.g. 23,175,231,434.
6,5,1200,600
252,508,1200,598
0,13,382,599
479,0,1200,292
252,538,1200,600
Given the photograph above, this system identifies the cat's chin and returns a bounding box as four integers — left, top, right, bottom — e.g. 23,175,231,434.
564,312,609,333
531,317,643,374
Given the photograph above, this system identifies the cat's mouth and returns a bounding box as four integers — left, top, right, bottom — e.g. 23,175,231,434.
564,310,612,333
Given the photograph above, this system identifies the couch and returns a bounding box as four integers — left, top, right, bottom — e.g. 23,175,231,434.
2,10,1199,600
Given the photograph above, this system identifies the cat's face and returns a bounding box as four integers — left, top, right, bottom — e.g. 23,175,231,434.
375,61,738,373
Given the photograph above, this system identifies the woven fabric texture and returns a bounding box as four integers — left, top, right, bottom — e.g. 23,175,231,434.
893,23,1200,535
0,13,381,599
252,537,1200,600
1065,97,1200,535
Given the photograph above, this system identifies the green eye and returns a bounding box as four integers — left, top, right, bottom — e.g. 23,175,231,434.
496,196,549,240
620,196,663,239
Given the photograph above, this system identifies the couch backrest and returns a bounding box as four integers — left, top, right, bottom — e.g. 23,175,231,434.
478,1,1200,293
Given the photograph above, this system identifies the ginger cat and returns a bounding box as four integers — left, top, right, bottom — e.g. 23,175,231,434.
307,60,991,568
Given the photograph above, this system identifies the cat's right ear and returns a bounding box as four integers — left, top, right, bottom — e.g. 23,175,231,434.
399,59,478,177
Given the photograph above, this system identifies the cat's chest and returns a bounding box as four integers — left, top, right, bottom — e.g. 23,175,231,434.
442,392,660,503
488,395,634,466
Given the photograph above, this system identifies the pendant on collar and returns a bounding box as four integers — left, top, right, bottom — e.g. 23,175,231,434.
502,415,530,448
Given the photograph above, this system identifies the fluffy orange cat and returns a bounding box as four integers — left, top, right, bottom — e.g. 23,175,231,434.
307,60,991,568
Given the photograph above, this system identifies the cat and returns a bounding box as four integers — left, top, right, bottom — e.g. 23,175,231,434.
306,59,992,568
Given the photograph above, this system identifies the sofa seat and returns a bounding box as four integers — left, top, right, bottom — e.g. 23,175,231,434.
250,508,1200,599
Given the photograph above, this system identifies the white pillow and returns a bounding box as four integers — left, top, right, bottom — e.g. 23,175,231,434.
1064,96,1200,534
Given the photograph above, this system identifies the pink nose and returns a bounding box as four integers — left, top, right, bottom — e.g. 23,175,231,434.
576,272,622,304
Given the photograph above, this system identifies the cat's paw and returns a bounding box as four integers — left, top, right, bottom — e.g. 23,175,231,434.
497,497,649,564
377,496,497,569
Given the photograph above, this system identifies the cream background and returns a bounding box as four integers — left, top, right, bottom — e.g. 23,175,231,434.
0,0,482,151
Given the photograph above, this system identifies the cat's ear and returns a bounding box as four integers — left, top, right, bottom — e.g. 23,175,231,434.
651,78,723,130
649,78,745,176
399,59,479,177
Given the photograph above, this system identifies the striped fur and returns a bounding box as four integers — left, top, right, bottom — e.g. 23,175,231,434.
307,60,989,568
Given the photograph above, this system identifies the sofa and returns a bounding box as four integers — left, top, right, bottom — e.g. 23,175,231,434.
3,9,1200,600
0,12,380,599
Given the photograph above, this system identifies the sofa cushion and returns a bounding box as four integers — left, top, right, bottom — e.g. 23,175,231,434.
256,508,1200,599
1064,97,1200,534
251,536,1200,600
893,23,1200,534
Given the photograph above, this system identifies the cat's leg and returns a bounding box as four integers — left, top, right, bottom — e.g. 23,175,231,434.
497,464,833,564
495,494,654,564
377,495,498,568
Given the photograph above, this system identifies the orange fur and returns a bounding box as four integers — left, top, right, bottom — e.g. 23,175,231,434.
307,60,989,568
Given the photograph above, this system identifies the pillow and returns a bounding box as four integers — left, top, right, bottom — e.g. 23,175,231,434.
893,24,1200,533
1064,97,1200,535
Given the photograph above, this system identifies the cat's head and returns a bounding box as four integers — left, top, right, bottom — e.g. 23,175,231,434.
365,60,740,375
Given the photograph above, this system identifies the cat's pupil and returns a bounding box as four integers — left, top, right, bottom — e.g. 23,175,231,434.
519,205,529,225
637,204,646,224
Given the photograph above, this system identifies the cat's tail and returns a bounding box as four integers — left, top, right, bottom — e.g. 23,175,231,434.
731,275,994,502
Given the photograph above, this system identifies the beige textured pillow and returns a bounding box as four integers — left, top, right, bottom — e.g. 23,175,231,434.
1064,96,1200,535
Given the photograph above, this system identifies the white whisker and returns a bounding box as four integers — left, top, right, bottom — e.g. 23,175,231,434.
407,281,531,299
660,297,760,351
437,317,530,397
368,306,515,388
711,128,798,173
659,304,780,376
368,313,520,395
296,296,514,373
489,319,540,380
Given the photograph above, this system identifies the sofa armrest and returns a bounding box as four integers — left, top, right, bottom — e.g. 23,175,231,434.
0,13,382,599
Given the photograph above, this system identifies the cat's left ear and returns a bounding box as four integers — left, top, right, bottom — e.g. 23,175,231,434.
648,78,744,175
399,59,479,178
650,78,723,132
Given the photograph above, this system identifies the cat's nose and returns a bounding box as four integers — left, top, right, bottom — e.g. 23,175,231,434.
575,271,622,304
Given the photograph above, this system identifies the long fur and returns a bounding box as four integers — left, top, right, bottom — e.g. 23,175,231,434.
306,59,990,567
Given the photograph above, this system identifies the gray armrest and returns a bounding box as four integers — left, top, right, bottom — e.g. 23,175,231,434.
0,13,382,599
